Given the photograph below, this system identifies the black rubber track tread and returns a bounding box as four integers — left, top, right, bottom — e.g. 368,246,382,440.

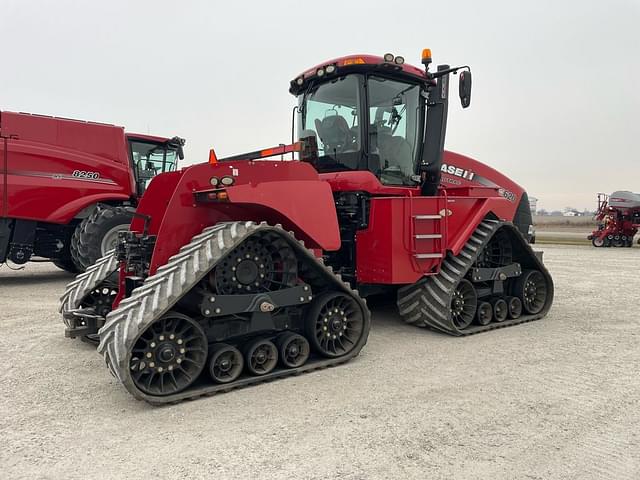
97,221,371,405
77,206,134,269
59,249,119,321
397,219,554,336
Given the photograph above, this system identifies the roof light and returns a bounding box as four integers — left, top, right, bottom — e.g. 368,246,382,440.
383,53,394,62
343,57,365,66
210,177,219,187
394,56,405,65
221,176,235,186
295,77,304,86
316,68,325,77
325,64,336,74
421,48,432,65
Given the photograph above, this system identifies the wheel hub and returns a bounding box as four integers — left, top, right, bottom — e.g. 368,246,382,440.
236,259,260,284
158,344,176,362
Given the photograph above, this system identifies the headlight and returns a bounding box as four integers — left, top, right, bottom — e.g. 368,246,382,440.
221,176,235,186
383,53,394,62
394,56,405,65
325,64,336,74
316,68,325,77
209,177,219,186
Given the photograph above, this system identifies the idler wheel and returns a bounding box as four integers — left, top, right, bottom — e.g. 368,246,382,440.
208,343,244,384
506,296,523,319
491,298,508,322
277,333,310,368
476,301,493,326
129,312,208,396
305,292,366,358
450,279,477,330
245,339,278,376
513,270,548,315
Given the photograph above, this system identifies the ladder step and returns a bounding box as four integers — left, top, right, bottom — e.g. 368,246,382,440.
414,253,444,259
414,214,442,220
414,234,443,239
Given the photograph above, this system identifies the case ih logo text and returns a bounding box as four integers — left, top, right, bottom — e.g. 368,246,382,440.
441,163,475,181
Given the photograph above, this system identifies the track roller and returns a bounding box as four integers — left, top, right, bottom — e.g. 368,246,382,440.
244,339,278,376
277,333,310,368
506,296,522,319
476,301,493,326
491,298,508,322
209,344,244,384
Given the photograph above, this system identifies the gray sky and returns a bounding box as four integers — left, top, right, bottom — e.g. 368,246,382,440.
1,0,638,211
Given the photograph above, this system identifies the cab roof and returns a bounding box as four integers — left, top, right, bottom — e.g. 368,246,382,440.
289,54,429,95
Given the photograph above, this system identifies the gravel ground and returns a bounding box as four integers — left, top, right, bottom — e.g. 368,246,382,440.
1,244,639,480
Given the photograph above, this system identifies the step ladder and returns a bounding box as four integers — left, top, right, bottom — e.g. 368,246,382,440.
408,195,448,274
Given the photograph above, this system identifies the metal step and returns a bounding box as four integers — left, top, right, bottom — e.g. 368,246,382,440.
414,234,442,239
414,253,444,259
414,214,441,220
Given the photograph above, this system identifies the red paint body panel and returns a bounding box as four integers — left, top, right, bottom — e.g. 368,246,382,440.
134,149,527,285
0,111,170,224
131,161,341,275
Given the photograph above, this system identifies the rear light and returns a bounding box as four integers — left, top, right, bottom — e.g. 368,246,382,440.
206,190,229,202
220,176,234,186
210,177,219,187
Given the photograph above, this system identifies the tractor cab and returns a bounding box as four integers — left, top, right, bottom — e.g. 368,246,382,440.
127,135,185,195
291,51,471,193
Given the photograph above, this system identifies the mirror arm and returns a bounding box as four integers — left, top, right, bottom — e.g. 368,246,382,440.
428,65,471,80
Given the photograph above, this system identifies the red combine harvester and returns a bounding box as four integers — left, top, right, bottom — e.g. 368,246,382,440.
588,191,640,247
61,50,554,404
0,111,184,272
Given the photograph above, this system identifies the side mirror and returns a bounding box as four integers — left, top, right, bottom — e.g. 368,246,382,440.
459,70,472,108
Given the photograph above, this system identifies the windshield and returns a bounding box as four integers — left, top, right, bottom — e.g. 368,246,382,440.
129,140,179,192
298,75,363,172
368,76,421,186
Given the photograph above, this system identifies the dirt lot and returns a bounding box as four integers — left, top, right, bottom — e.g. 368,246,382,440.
1,244,639,480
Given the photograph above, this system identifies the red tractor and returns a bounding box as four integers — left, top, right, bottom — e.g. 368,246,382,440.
588,191,640,247
0,111,184,272
61,50,554,404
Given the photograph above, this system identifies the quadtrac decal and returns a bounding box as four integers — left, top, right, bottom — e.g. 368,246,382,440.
440,162,517,203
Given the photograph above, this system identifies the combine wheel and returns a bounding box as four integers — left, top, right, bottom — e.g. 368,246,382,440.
306,292,366,358
513,270,548,315
450,279,477,330
506,296,523,319
245,339,278,376
129,312,208,396
491,298,508,322
77,206,134,269
277,333,310,368
476,301,493,326
208,344,244,384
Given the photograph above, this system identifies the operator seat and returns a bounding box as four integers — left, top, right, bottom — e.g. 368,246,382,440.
315,115,354,154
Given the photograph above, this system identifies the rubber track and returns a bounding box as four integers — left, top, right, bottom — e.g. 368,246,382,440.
59,249,118,326
397,219,554,336
97,221,370,405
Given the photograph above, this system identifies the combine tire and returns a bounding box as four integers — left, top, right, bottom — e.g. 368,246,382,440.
76,206,134,269
97,222,370,404
397,219,554,335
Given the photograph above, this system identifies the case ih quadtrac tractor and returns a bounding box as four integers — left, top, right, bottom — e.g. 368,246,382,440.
588,192,640,247
0,111,184,272
61,50,554,404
